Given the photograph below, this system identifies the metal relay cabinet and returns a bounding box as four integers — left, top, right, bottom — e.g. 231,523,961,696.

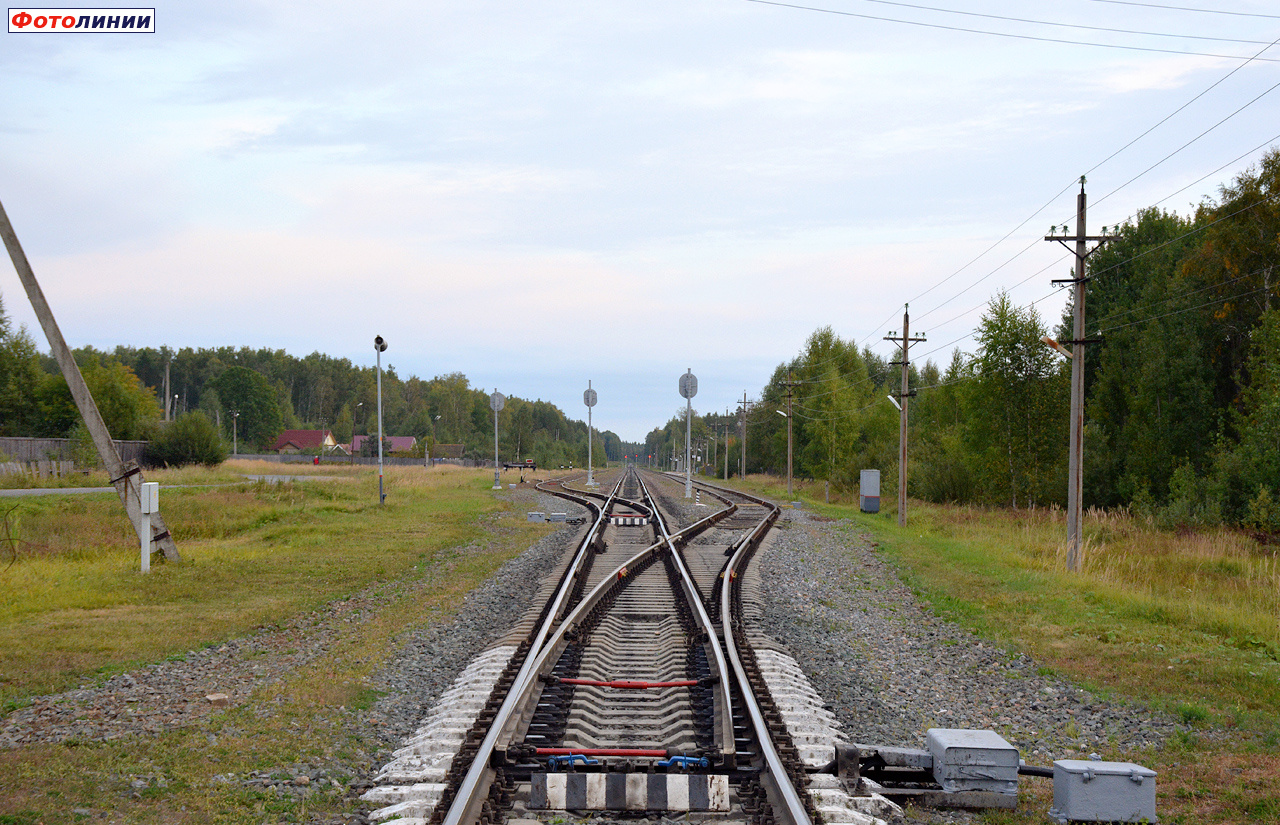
1049,760,1157,823
926,728,1019,795
860,469,880,513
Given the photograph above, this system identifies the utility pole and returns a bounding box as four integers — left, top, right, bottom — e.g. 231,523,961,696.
0,199,180,561
738,391,749,481
885,304,926,526
163,350,172,422
1045,176,1111,572
723,414,730,480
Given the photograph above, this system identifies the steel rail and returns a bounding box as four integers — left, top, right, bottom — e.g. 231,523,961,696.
439,474,621,825
634,471,740,766
712,480,814,825
440,469,745,825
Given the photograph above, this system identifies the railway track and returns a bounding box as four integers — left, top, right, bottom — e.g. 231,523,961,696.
361,468,881,825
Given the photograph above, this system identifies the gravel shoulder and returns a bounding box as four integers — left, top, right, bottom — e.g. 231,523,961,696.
759,509,1180,760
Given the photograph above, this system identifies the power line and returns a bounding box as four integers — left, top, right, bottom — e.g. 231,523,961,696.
1085,0,1280,20
907,180,1078,310
1092,269,1254,326
741,0,1280,62
1092,76,1280,209
1096,283,1272,333
858,0,1277,45
1092,191,1280,280
1135,131,1280,213
907,36,1279,335
1083,34,1280,181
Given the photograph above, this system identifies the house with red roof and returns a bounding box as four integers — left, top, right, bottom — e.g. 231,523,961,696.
351,434,417,455
272,429,344,455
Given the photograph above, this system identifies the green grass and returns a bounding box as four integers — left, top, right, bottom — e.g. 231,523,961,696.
0,464,523,703
0,464,559,823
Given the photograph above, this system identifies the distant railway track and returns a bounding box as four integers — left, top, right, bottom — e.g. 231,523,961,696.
361,468,844,825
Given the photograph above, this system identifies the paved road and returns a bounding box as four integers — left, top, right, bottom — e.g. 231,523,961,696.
0,486,118,497
0,475,347,497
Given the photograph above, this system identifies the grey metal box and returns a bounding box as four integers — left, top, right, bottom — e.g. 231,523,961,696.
527,512,545,523
1050,760,1156,823
860,469,880,513
548,512,568,523
926,729,1019,794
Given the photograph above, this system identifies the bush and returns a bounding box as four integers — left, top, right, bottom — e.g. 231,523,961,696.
146,411,227,467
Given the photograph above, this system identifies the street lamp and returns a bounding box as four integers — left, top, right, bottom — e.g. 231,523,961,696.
349,401,364,464
374,336,387,505
426,414,441,468
232,410,239,456
777,408,793,497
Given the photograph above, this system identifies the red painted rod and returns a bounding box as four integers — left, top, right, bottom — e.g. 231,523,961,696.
559,678,697,689
536,748,669,757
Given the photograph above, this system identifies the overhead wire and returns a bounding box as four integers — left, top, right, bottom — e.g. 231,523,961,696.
1084,0,1280,20
799,21,1280,362
742,0,1280,62
858,0,1275,45
916,31,1280,329
741,0,1280,403
1096,283,1272,333
1082,33,1280,181
1092,75,1280,209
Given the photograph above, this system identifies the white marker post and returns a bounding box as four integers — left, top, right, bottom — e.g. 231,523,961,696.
139,481,159,573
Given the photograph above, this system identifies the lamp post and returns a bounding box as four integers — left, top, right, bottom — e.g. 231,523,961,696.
777,408,792,497
232,410,239,456
426,414,441,468
350,401,364,464
374,336,387,505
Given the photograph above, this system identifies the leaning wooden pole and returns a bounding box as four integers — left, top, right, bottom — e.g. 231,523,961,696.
0,198,179,562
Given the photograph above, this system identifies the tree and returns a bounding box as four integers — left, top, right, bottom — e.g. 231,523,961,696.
214,366,283,449
967,293,1068,508
37,352,161,441
332,403,354,445
1080,207,1215,505
0,293,44,437
147,411,228,467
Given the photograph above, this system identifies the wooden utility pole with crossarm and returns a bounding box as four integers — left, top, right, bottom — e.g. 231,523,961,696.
1044,177,1113,572
885,304,926,527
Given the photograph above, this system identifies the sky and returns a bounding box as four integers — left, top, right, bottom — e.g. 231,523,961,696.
2,1,1279,441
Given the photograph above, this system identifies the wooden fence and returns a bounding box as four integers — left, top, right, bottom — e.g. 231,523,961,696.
0,436,148,476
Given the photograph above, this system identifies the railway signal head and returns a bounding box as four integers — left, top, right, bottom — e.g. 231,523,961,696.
374,335,387,353
679,370,698,399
